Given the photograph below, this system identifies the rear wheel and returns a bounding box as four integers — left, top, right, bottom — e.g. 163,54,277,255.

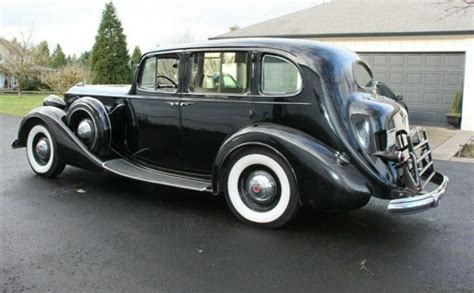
26,124,65,177
223,148,300,228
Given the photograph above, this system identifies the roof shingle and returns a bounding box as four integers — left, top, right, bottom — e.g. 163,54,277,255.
213,0,474,39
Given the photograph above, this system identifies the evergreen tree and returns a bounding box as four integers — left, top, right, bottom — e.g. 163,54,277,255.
130,46,142,79
90,2,130,84
131,46,142,66
78,51,91,67
33,41,50,66
50,44,67,68
66,54,78,65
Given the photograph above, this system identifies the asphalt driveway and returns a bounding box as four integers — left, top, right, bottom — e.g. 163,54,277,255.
1,114,473,292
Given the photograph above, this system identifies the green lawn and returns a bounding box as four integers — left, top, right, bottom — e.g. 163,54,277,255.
0,95,46,117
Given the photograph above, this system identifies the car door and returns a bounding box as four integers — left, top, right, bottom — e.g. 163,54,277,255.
180,51,255,174
128,53,183,170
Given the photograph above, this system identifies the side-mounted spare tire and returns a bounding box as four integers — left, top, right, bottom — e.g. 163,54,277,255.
67,97,111,154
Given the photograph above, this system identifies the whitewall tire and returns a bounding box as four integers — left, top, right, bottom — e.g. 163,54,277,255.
26,124,65,177
224,148,300,228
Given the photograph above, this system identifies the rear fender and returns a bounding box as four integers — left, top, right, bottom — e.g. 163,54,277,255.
213,123,372,211
13,106,103,171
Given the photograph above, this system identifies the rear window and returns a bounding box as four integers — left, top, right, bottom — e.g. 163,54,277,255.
262,55,302,95
353,62,374,88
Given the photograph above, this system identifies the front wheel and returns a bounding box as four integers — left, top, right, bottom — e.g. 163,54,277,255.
223,148,301,228
26,124,65,178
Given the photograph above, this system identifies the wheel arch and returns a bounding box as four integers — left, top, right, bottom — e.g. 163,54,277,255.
16,116,47,148
212,123,373,211
15,106,67,148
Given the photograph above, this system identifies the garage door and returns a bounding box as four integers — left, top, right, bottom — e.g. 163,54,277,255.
358,52,465,125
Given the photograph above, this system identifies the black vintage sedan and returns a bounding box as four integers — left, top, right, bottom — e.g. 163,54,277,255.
12,38,448,228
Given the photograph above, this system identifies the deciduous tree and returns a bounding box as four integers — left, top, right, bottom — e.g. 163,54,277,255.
41,63,93,94
0,31,38,95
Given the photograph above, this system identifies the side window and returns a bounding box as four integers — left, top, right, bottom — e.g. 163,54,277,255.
156,56,180,93
139,55,180,93
262,55,302,95
140,58,156,90
189,52,248,94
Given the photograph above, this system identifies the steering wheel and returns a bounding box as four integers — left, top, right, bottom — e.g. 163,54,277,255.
156,75,178,88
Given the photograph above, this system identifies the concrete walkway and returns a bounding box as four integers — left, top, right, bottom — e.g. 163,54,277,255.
423,126,474,162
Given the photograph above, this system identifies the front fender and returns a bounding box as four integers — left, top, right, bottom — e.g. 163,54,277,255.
213,123,373,211
13,106,104,171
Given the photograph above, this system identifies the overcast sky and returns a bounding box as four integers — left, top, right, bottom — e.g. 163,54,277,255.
1,0,318,56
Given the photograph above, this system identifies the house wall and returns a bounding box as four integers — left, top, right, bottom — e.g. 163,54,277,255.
310,35,474,130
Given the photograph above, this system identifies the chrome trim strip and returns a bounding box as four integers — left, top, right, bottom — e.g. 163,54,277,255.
388,172,448,214
68,92,312,105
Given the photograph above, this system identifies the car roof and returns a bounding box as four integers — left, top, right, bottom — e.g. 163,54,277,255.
149,38,350,56
145,38,360,72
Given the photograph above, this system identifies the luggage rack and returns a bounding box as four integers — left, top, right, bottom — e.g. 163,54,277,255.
395,127,435,191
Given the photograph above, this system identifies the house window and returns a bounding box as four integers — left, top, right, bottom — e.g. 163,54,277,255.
189,52,249,94
262,55,302,95
0,53,3,62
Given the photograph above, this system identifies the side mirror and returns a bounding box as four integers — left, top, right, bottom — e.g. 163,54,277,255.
396,95,404,102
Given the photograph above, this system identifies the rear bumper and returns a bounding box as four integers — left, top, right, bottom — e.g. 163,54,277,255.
388,172,448,214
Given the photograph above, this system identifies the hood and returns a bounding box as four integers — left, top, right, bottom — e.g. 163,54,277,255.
66,84,132,98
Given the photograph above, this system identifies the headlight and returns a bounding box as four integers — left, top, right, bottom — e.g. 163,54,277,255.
352,114,375,153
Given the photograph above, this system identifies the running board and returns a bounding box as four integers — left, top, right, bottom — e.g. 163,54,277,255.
102,159,212,192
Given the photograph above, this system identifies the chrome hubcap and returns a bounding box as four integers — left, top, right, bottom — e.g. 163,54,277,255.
244,170,277,204
77,119,94,141
35,137,50,162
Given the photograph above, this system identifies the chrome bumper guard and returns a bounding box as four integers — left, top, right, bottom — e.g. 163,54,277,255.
388,127,449,214
388,172,448,214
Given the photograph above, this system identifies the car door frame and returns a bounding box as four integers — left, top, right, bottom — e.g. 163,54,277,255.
177,47,308,175
127,52,186,172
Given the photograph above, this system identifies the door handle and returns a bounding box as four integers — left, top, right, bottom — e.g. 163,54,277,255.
166,101,180,106
180,102,195,107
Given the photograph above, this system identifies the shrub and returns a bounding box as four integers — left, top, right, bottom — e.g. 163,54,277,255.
41,64,93,94
448,91,463,117
19,77,42,91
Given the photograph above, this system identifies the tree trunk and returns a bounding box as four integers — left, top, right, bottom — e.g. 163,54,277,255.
17,80,22,96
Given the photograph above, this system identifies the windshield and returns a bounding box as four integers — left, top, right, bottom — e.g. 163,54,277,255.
353,61,374,89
